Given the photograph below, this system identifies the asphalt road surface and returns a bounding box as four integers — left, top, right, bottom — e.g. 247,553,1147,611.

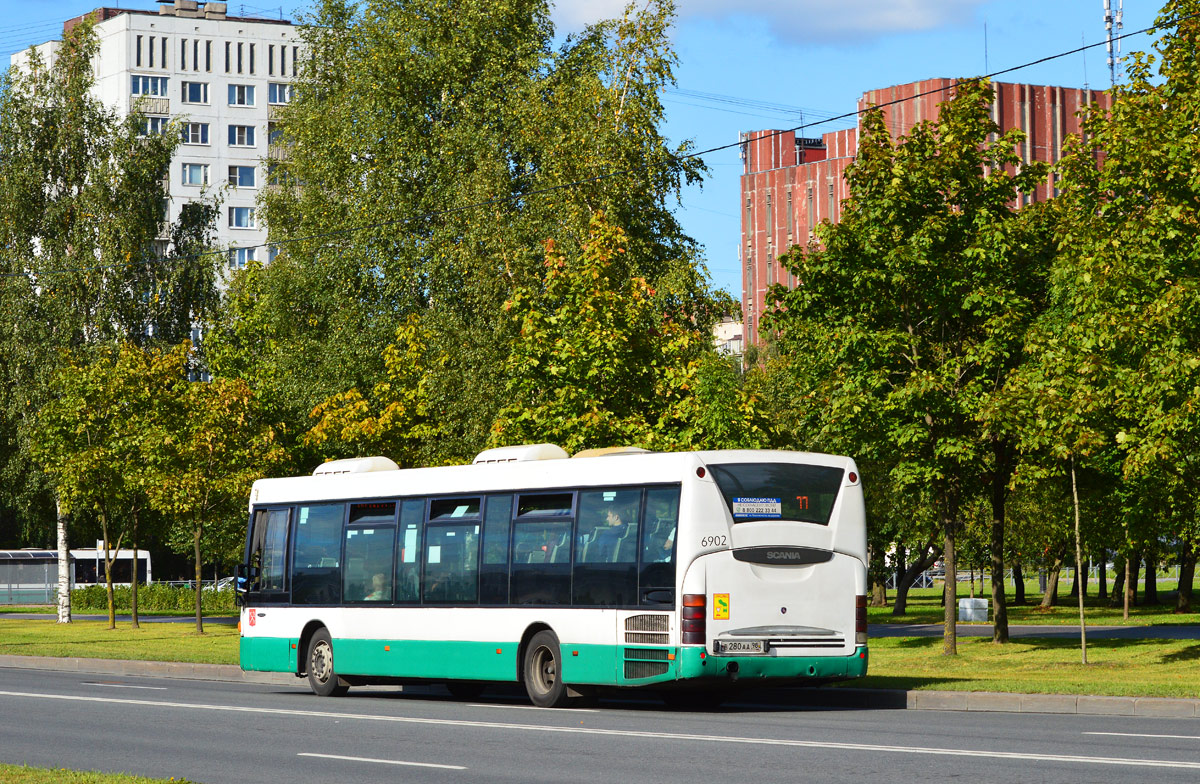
2,668,1199,783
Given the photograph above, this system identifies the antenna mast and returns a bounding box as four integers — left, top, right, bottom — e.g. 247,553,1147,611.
1104,0,1124,86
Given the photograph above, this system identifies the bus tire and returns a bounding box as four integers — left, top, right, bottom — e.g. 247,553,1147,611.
306,627,349,697
523,630,569,708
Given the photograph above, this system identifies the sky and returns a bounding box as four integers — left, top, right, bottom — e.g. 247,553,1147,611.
1,1,1165,297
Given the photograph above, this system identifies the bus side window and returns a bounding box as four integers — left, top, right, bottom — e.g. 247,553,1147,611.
480,494,513,604
639,487,680,605
395,499,424,603
292,503,344,605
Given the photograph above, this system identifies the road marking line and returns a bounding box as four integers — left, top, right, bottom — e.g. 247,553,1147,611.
2,690,1199,771
1085,732,1200,741
83,682,168,690
466,703,598,713
298,752,465,770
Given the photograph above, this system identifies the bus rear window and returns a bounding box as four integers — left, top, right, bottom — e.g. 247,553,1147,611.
708,463,844,525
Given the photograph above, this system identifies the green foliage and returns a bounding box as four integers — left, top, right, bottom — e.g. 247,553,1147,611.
211,0,719,467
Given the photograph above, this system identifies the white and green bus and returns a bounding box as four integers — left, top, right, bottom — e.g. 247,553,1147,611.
237,445,868,707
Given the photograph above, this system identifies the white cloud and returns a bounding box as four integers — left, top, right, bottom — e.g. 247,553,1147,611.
552,0,985,43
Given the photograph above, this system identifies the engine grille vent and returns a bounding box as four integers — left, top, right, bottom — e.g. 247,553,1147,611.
625,614,669,632
625,632,669,645
624,661,670,679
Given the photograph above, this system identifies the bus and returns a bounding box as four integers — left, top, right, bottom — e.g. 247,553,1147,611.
236,445,868,707
0,547,153,605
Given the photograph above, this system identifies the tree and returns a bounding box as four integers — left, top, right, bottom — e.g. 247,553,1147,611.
0,19,219,620
210,0,716,467
148,376,286,632
765,79,1049,654
30,343,187,628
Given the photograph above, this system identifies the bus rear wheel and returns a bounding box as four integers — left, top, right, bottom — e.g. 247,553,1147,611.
523,630,569,708
307,627,349,697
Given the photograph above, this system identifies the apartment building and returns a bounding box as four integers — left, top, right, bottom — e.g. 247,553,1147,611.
11,2,299,271
739,79,1110,346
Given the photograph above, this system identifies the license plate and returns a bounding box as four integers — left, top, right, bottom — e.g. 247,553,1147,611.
715,639,765,655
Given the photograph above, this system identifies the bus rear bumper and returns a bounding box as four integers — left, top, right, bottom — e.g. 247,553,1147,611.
678,645,868,682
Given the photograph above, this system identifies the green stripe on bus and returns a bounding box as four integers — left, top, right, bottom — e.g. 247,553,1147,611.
241,636,868,685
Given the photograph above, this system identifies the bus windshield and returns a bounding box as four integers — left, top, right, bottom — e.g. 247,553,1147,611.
708,462,844,525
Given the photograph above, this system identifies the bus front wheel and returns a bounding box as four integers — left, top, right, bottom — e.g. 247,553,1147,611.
523,630,569,708
307,628,349,697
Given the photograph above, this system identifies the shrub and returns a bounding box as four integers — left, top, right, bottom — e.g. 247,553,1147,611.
70,584,235,614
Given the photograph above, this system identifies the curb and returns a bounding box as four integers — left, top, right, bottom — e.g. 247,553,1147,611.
2,654,1198,717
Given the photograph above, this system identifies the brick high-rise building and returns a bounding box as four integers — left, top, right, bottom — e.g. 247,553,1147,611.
740,79,1110,346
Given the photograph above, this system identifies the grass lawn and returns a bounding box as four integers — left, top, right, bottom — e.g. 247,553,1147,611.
862,634,1200,698
870,584,1200,626
0,618,238,665
0,764,198,784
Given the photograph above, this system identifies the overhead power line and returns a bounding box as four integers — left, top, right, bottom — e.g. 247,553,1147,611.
1,10,1193,283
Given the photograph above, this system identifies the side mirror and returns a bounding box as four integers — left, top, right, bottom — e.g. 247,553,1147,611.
234,563,258,606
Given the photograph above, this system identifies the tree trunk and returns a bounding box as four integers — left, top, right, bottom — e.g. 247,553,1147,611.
942,495,959,656
1176,543,1196,614
1070,458,1087,665
1040,550,1065,608
1012,561,1026,605
194,527,205,634
56,498,71,624
990,467,1009,643
1067,566,1079,598
130,506,140,630
1097,548,1107,602
1110,554,1125,608
892,538,940,616
98,505,120,630
1144,550,1159,605
1125,552,1140,618
868,545,888,607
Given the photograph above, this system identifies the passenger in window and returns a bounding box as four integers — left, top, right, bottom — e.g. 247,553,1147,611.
365,572,388,601
649,526,675,562
593,509,628,562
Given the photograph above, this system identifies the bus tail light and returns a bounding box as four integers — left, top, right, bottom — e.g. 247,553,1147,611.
855,595,868,645
682,593,706,645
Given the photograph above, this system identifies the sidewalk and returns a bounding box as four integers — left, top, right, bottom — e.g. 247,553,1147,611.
2,653,1198,718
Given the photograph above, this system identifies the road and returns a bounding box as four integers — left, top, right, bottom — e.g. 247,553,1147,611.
2,668,1199,783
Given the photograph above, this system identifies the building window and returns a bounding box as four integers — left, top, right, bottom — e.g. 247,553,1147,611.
786,190,794,236
228,125,256,146
807,186,814,229
228,165,256,188
228,84,255,106
268,83,292,104
293,46,299,73
161,37,167,69
229,206,256,228
136,35,142,67
249,43,256,74
225,41,231,73
268,121,282,145
229,247,257,269
181,81,208,104
237,42,244,74
131,75,168,96
205,40,212,72
827,183,835,219
181,163,209,186
181,39,187,70
148,36,155,68
268,44,275,76
139,116,169,136
765,193,773,237
181,122,209,145
280,44,287,76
